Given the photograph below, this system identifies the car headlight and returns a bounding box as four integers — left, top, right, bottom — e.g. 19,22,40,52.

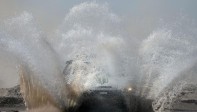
128,87,132,91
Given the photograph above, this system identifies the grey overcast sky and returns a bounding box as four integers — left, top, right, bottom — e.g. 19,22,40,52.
0,0,197,33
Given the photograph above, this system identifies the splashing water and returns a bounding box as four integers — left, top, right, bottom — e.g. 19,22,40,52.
139,18,197,99
49,2,133,90
0,2,134,109
0,12,66,109
0,1,197,111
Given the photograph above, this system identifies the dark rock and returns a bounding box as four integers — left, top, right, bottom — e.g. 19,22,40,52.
0,85,26,111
